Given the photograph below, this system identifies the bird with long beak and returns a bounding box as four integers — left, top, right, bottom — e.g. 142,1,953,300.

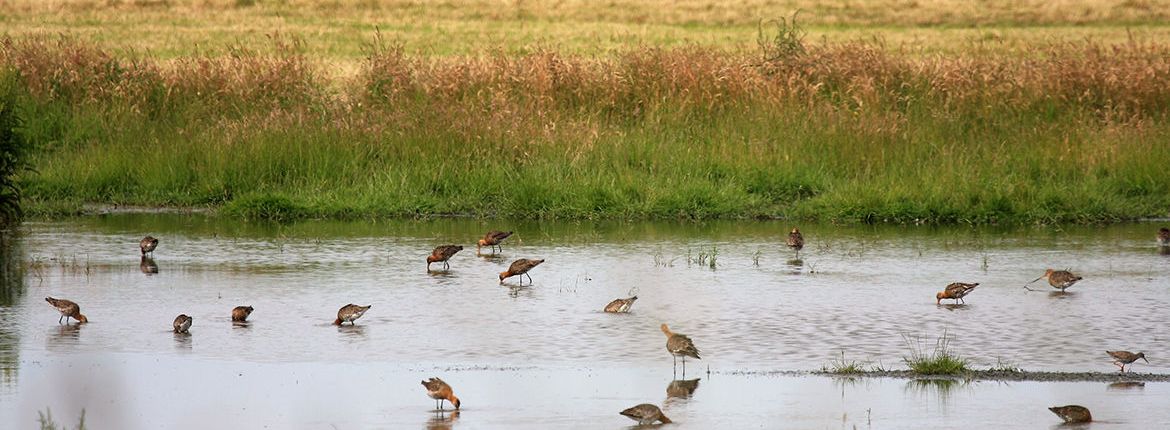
421,377,461,410
45,297,88,324
620,403,672,425
936,282,978,304
1027,269,1082,292
499,258,544,285
1106,350,1148,373
477,230,513,254
1048,405,1092,423
427,245,464,271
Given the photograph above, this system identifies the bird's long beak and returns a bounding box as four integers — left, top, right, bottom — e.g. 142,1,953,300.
1142,356,1150,363
1027,274,1044,284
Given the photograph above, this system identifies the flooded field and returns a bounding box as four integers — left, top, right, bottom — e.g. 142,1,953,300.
1,215,1168,428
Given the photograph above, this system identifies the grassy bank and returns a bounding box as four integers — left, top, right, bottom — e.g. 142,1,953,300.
3,30,1170,223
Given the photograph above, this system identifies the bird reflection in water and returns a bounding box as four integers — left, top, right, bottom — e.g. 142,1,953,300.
173,331,192,350
666,378,701,400
139,256,158,275
47,323,82,349
786,258,803,275
425,410,459,430
1106,381,1145,391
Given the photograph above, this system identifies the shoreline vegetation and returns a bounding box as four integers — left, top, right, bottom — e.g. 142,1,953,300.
2,2,1169,223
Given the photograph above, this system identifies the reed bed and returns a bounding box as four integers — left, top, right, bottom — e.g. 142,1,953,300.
3,33,1168,222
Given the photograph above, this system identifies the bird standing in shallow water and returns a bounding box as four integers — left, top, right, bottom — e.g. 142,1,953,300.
421,377,461,410
140,236,159,256
477,230,513,255
173,314,192,333
604,296,637,313
1158,227,1170,247
499,258,544,285
786,227,804,258
45,297,88,324
620,403,672,425
232,305,254,322
1048,405,1092,423
427,245,464,271
661,323,701,375
936,282,979,304
1106,350,1148,373
1028,269,1082,292
333,304,371,326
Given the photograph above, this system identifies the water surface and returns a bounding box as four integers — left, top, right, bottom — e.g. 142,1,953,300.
1,216,1168,428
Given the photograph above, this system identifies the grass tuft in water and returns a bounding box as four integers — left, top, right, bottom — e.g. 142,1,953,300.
902,331,970,375
822,350,866,375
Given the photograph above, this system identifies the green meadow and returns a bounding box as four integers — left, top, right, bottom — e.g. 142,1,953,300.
2,1,1169,223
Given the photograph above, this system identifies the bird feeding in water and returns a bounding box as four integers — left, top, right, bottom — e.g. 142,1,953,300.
427,245,464,271
619,403,672,425
936,282,978,304
333,304,371,326
421,377,461,410
477,230,513,255
45,297,88,324
1026,269,1082,292
499,258,544,285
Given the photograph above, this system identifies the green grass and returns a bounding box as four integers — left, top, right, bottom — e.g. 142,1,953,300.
4,31,1170,223
903,332,970,375
822,350,867,375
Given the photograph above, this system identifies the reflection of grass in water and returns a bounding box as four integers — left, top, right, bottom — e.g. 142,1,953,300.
902,331,970,375
904,378,967,407
39,408,86,430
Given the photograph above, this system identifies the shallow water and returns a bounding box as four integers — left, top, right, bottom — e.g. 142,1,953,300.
2,216,1169,428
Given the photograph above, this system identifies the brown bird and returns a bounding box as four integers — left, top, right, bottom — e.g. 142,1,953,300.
173,314,193,333
140,236,159,256
666,378,701,398
1048,405,1092,423
499,258,544,285
333,304,371,326
1106,350,1148,373
421,377,461,410
661,323,701,374
45,297,88,324
232,305,254,322
1158,227,1170,246
427,245,464,271
1029,269,1082,292
604,296,638,313
936,282,979,304
477,230,513,254
620,403,672,425
786,227,804,257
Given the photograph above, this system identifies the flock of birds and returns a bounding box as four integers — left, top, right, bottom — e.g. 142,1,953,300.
40,227,1170,425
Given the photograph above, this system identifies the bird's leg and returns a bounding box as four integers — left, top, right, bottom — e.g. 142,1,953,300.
526,273,533,283
58,315,64,324
444,261,450,270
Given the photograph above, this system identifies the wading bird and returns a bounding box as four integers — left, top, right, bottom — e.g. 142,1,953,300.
427,245,464,271
936,282,979,304
1028,269,1082,292
477,230,513,254
661,324,701,374
232,305,254,322
140,236,159,256
333,304,371,326
421,377,461,410
1048,405,1092,423
620,403,672,425
1158,227,1170,247
499,258,544,285
604,296,638,313
1106,350,1148,373
45,297,88,324
173,314,192,334
786,227,804,258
